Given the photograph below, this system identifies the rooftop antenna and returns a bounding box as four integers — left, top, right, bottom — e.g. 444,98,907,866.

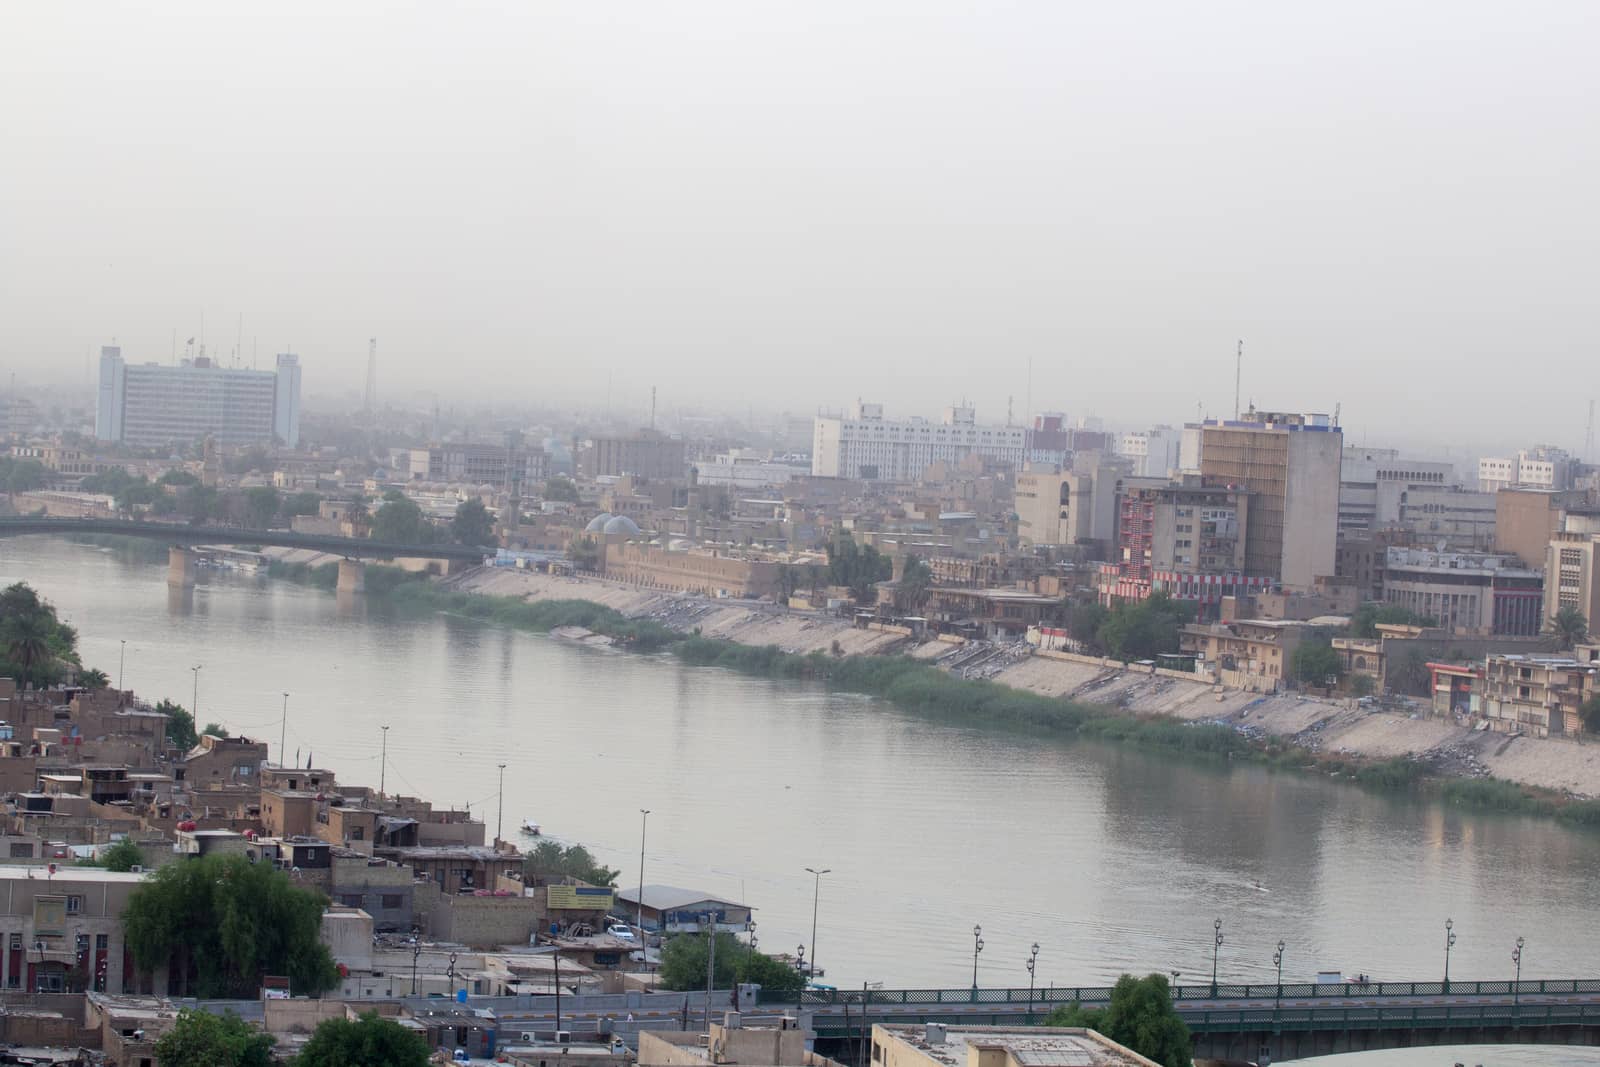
1333,402,1341,428
365,338,378,419
1007,394,1014,427
1234,339,1242,421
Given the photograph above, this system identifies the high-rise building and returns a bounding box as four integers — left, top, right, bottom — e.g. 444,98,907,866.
811,403,1025,481
95,347,302,448
579,430,686,481
1113,427,1183,479
1199,409,1342,590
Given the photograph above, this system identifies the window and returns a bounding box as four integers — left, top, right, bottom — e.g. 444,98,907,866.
8,843,33,858
351,826,364,841
380,894,403,910
66,895,83,915
339,894,363,908
96,934,108,950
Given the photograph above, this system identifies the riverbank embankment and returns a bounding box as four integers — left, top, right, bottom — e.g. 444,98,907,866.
445,565,1600,800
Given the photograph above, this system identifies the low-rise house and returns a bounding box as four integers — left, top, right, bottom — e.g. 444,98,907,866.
640,1023,844,1067
872,1023,1160,1067
615,886,752,934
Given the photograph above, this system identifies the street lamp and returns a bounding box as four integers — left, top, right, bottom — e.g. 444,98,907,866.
1443,918,1456,992
446,951,458,998
495,763,508,847
1512,936,1525,1017
1211,919,1224,995
796,944,806,1013
972,925,985,992
411,929,422,995
637,809,650,933
805,867,830,985
189,665,202,721
279,692,289,768
1273,940,1286,1023
1026,943,1040,1023
118,639,126,691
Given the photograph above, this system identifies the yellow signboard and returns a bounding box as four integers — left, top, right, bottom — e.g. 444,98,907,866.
548,885,614,911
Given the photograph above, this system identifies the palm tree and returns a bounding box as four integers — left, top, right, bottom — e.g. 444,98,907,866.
78,668,110,690
1551,605,1588,647
3,613,55,688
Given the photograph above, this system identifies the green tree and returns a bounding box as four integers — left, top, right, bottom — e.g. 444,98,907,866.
179,485,219,525
658,932,801,994
153,1008,274,1067
543,477,579,502
1047,973,1191,1067
123,854,340,998
3,611,57,687
1388,647,1432,696
282,491,321,517
1349,673,1377,697
522,841,619,886
1580,695,1600,734
1067,601,1111,652
224,447,272,476
371,492,432,543
895,555,933,613
101,838,145,872
1551,605,1588,646
1351,604,1439,638
158,468,200,488
161,700,199,750
203,722,230,739
568,535,601,571
1292,639,1343,686
78,667,110,689
828,538,892,604
2,457,46,500
452,498,496,546
0,583,80,687
243,487,280,529
114,479,160,517
296,1013,431,1067
81,468,138,495
1097,593,1194,661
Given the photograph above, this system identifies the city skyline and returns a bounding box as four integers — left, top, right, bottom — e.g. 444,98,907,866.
4,1,1598,449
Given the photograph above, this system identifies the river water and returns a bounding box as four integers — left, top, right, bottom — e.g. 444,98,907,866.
6,538,1600,1011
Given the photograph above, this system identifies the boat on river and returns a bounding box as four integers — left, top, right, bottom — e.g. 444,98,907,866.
520,819,542,835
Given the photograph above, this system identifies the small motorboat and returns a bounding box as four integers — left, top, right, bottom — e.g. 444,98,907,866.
520,819,542,836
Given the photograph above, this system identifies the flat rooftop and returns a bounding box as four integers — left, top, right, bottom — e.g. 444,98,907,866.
0,865,147,884
877,1025,1158,1067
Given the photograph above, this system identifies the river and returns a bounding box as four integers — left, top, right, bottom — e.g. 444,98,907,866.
6,538,1600,1042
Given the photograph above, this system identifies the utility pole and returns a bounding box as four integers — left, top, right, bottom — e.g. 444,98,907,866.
1234,339,1243,421
279,693,289,768
496,763,507,848
118,640,125,691
703,920,717,1033
637,809,650,932
379,725,390,796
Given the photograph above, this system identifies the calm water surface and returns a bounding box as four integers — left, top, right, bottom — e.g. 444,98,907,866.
7,537,1600,1000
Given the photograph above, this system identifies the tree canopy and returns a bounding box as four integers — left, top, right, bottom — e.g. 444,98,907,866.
243,487,280,529
1097,593,1195,661
0,582,81,687
100,838,145,872
1291,639,1343,686
1350,604,1439,638
153,1008,274,1067
894,555,933,613
0,456,47,497
1046,973,1192,1067
452,498,496,546
370,492,436,544
159,700,199,750
543,477,580,502
296,1013,431,1067
827,539,892,603
658,931,803,994
522,841,619,887
123,854,340,998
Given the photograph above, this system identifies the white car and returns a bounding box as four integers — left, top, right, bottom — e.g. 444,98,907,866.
608,924,637,940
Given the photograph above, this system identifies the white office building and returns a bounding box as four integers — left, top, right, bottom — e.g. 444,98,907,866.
1114,427,1183,479
812,403,1025,481
1479,447,1573,494
96,347,302,448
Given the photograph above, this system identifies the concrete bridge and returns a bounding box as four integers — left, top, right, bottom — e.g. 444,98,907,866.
0,517,490,593
426,978,1600,1061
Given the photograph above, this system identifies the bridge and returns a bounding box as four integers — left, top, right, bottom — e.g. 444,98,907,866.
415,978,1600,1063
0,517,489,593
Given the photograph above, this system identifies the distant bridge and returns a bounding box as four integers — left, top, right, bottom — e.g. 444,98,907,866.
0,516,489,563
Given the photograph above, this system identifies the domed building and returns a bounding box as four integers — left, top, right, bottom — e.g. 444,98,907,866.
583,512,613,534
602,515,642,537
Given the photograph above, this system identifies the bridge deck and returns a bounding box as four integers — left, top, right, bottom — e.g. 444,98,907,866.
0,517,489,562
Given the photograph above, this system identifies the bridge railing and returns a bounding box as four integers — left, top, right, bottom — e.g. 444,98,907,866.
1184,1002,1600,1032
756,978,1600,1008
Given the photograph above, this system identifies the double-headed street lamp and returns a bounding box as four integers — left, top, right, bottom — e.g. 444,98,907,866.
971,925,985,991
1512,936,1525,1016
1272,940,1286,1022
1025,943,1040,1023
795,944,806,1014
1443,918,1457,992
1210,918,1224,995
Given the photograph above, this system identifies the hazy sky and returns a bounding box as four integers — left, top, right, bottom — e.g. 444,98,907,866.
3,2,1596,448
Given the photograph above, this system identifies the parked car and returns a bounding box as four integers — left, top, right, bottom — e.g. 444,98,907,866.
607,924,636,940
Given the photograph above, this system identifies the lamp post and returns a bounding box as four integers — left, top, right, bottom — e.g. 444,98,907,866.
279,692,289,768
637,809,650,933
446,951,458,999
1443,918,1456,993
796,944,806,1014
496,763,507,847
1211,919,1224,995
804,867,830,985
553,948,562,1032
118,640,126,691
1512,936,1525,1018
971,925,985,993
190,665,201,721
411,929,422,995
1273,940,1285,1024
379,725,389,796
1026,943,1040,1023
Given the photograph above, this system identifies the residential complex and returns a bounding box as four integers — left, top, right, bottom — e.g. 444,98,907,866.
812,403,1025,481
95,346,302,448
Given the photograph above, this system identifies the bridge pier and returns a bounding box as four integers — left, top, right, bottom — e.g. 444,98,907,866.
336,558,366,595
167,546,196,587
